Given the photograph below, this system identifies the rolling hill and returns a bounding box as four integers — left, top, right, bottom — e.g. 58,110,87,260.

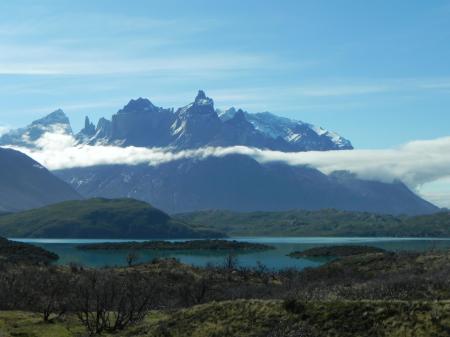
174,208,450,237
0,198,224,239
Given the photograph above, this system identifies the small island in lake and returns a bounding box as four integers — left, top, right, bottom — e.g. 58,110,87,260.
77,239,275,251
288,245,386,258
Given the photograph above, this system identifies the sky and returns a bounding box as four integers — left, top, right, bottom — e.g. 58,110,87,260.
0,0,449,207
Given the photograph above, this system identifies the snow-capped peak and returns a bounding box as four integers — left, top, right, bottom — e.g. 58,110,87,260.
218,108,352,150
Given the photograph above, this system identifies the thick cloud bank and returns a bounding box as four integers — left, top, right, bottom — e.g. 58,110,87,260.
4,132,450,204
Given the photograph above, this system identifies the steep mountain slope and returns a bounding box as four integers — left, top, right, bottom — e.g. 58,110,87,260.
0,198,223,238
82,90,353,151
109,98,176,147
170,90,223,148
55,155,438,215
0,148,81,212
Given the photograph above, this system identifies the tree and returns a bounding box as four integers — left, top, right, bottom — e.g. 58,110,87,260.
223,253,239,271
31,267,73,322
74,270,154,335
126,251,140,267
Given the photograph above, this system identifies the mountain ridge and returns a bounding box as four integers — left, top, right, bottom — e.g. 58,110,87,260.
0,148,81,212
0,90,353,152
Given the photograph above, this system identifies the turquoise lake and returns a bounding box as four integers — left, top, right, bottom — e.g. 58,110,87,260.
11,237,450,270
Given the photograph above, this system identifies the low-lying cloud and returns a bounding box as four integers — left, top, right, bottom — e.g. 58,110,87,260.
4,133,450,204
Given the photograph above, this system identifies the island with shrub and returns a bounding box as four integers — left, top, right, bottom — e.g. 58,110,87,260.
288,245,386,258
77,239,275,251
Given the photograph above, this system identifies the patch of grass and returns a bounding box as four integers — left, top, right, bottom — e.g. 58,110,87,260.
144,300,450,337
299,300,450,337
0,311,84,337
2,300,450,337
143,300,287,337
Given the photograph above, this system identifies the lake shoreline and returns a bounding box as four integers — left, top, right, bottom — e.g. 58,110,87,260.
7,236,450,270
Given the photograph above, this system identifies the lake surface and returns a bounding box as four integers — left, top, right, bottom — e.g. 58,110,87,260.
10,237,450,270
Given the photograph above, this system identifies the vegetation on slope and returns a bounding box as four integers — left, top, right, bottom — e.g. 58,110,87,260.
3,300,450,337
0,237,58,264
2,248,450,336
0,198,225,239
145,300,450,337
175,209,450,237
77,239,274,251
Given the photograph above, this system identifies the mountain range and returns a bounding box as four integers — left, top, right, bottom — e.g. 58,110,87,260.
0,91,352,152
55,155,438,215
0,90,439,215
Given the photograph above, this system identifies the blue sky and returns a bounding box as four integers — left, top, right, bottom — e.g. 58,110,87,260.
0,0,449,149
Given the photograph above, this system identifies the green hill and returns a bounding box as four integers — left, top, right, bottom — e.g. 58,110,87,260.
174,209,450,237
0,198,224,239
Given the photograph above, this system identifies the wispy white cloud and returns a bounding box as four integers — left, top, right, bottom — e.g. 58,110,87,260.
0,48,273,76
5,133,450,197
0,9,218,42
0,10,269,78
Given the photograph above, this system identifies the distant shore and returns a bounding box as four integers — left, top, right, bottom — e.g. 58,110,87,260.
77,239,275,251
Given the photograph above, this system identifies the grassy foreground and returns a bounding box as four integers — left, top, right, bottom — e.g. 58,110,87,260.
4,249,450,336
2,300,450,337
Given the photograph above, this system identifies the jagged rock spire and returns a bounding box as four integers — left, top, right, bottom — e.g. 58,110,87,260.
195,90,207,101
